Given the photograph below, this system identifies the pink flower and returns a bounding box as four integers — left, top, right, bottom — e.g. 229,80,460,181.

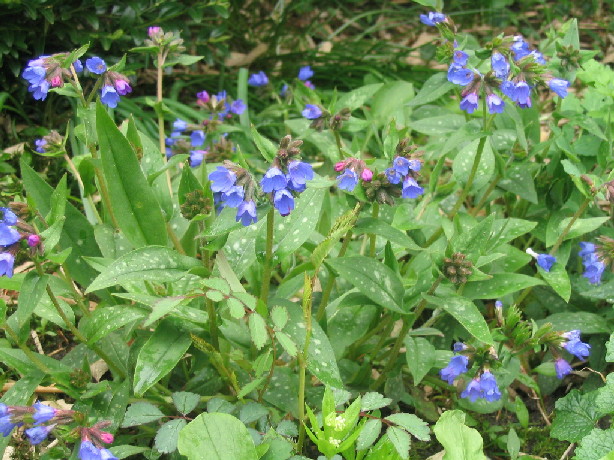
50,76,62,87
148,26,161,37
334,161,346,172
27,235,40,247
100,431,114,444
114,79,132,96
361,168,373,182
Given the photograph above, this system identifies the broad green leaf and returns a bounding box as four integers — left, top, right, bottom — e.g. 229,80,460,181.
385,413,430,441
424,295,493,345
86,246,200,292
573,428,614,460
155,419,187,454
328,304,378,359
15,272,49,328
498,164,538,204
412,114,465,135
551,390,600,442
489,218,537,249
433,410,487,460
178,413,258,460
109,445,150,458
462,273,544,299
452,138,495,191
250,125,276,162
96,101,167,247
539,312,610,334
328,256,405,313
133,319,192,396
387,426,410,460
507,428,520,460
370,81,414,124
361,392,392,411
607,333,614,362
172,392,200,415
353,218,420,250
79,306,146,344
409,72,453,107
357,419,382,451
404,337,436,385
538,242,572,301
225,219,266,278
451,214,495,261
121,402,165,427
546,216,609,247
248,313,268,350
334,83,383,112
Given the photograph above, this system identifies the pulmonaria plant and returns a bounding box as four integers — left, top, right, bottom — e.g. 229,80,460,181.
578,241,607,284
0,206,40,278
526,248,556,272
33,130,63,154
209,162,258,226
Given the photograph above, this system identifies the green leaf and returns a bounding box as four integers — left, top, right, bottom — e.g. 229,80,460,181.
172,392,200,415
96,101,167,247
507,428,520,460
86,246,200,292
385,413,430,441
133,319,192,396
452,138,495,191
370,81,414,124
334,83,384,112
15,272,49,328
328,256,405,313
121,402,165,427
387,426,410,460
248,313,268,350
353,218,420,250
539,312,610,334
357,419,382,451
412,114,465,135
404,337,435,385
423,295,493,345
498,164,538,204
40,216,65,253
361,392,393,411
155,419,187,454
178,413,258,460
462,273,544,299
551,390,600,442
538,242,572,301
433,410,487,460
271,306,289,330
409,72,453,107
275,331,298,357
546,217,609,247
227,298,246,319
606,333,614,362
573,428,614,460
79,306,146,344
250,125,277,162
451,214,495,261
109,445,150,458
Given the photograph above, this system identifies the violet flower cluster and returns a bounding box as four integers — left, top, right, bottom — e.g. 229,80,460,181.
526,248,556,272
439,342,502,403
209,162,258,226
0,206,40,278
282,65,317,96
578,242,606,285
554,330,591,379
334,158,373,192
384,156,424,199
23,54,132,107
1,402,117,459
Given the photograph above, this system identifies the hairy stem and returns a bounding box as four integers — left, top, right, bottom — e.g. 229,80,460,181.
259,209,276,305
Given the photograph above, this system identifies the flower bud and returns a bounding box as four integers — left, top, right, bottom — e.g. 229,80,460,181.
334,161,346,172
361,168,373,182
27,234,40,247
148,26,161,37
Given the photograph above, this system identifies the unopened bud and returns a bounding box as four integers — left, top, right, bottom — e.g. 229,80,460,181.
334,161,346,172
148,26,162,38
27,234,40,247
361,168,373,182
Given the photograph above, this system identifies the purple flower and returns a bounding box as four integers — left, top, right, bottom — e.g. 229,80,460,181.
29,80,50,101
261,167,288,193
190,130,206,147
287,180,306,193
221,186,245,208
230,100,246,115
461,378,482,402
236,201,257,226
555,358,573,379
273,189,295,216
453,50,468,66
73,59,84,73
402,176,424,199
26,424,54,445
579,243,606,284
114,79,132,96
479,371,501,402
453,342,467,352
100,449,119,460
385,168,402,184
536,254,556,272
487,93,505,114
287,161,313,186
563,330,581,341
510,36,530,61
530,50,546,65
189,150,206,168
248,71,269,87
0,253,15,278
447,64,474,86
407,159,421,172
209,166,236,192
100,86,120,108
337,169,359,191
27,234,40,248
578,242,596,258
491,52,509,78
86,57,107,75
0,415,17,437
549,79,569,98
173,119,188,132
298,66,314,81
512,82,531,107
302,104,322,120
0,223,20,246
33,402,57,424
304,81,315,90
1,208,17,226
495,300,503,309
280,84,289,97
500,80,516,99
460,92,479,113
35,138,48,153
23,64,46,86
148,26,161,37
419,11,446,26
392,157,412,175
79,440,102,460
439,355,469,384
563,333,591,361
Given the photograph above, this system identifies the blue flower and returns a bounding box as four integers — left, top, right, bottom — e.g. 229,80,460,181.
35,138,48,153
23,64,46,86
248,71,269,87
460,92,479,113
236,201,257,226
453,50,468,66
221,186,245,208
189,150,206,168
510,36,530,61
419,11,446,26
453,342,467,352
100,449,119,460
261,167,288,193
230,100,246,115
549,79,569,98
385,168,402,184
337,169,359,191
86,57,107,75
578,242,596,258
479,371,501,402
33,402,57,424
487,93,505,114
0,208,17,226
298,66,314,81
402,176,424,199
439,355,469,384
392,157,411,175
563,333,591,361
26,424,54,445
79,440,101,460
274,189,295,216
73,59,84,72
460,378,482,402
530,50,546,65
190,130,206,147
173,119,188,132
209,166,237,192
512,81,531,105
579,243,605,284
500,80,516,99
302,104,322,120
280,84,289,97
0,253,15,278
100,86,120,108
287,180,306,193
0,222,20,246
536,253,556,272
495,300,503,309
0,415,17,437
287,161,314,186
447,64,474,86
491,52,509,78
29,80,50,101
555,358,573,379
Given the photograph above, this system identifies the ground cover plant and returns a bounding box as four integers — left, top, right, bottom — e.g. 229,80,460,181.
1,0,614,459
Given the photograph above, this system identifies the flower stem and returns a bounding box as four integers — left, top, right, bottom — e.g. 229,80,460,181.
89,144,120,229
206,298,219,351
369,203,379,257
297,274,314,453
3,323,52,375
156,50,174,200
550,196,592,255
259,209,276,305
